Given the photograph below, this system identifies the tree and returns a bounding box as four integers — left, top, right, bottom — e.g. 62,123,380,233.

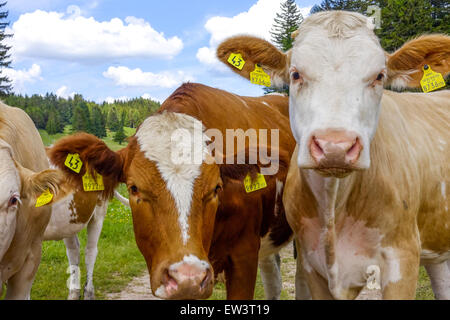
107,107,121,131
113,118,127,145
378,0,433,52
270,0,304,52
431,0,450,33
45,109,61,135
72,101,91,133
266,0,303,94
0,1,12,96
310,0,372,14
90,105,107,138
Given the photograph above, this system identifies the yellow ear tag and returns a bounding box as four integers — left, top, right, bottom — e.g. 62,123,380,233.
82,170,105,192
420,65,446,93
228,53,246,70
243,173,267,193
36,189,53,208
65,153,83,174
250,64,271,87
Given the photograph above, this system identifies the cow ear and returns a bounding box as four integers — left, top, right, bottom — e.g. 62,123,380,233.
386,34,450,89
48,132,126,199
16,164,72,206
217,35,291,88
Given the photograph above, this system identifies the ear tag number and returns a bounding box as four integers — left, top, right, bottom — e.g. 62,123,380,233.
228,53,246,70
243,173,267,193
83,170,105,192
250,64,271,87
65,153,83,174
420,65,446,93
36,189,53,208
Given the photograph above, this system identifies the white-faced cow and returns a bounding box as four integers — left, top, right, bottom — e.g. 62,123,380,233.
48,83,296,300
0,101,69,300
217,11,450,299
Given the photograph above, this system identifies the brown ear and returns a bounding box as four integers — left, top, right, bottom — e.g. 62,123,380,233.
217,35,291,87
386,34,450,89
17,164,72,206
48,132,125,199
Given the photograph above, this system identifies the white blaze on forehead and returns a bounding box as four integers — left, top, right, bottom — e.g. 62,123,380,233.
136,112,210,245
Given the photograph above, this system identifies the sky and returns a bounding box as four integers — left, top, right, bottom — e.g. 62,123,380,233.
4,0,320,103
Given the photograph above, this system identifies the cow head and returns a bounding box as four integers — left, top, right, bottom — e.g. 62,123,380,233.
217,11,450,177
0,139,70,262
48,112,220,300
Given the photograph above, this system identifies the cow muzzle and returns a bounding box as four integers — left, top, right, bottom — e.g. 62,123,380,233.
309,130,363,177
156,256,214,300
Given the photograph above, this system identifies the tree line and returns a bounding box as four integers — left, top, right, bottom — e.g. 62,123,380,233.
3,93,160,143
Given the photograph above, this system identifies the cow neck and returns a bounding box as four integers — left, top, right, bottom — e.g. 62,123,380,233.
303,170,355,299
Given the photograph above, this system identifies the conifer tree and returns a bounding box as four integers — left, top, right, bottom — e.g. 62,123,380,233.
270,0,304,52
113,117,127,145
266,0,303,94
0,1,12,96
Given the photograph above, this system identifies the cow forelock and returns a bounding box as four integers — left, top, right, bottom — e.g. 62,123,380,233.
135,111,211,245
288,11,386,170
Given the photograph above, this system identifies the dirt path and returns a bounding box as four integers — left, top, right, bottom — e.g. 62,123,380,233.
106,273,159,300
107,242,381,300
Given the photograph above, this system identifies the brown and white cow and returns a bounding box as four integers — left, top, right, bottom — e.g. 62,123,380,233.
217,11,450,299
0,101,69,300
44,145,130,300
48,83,296,300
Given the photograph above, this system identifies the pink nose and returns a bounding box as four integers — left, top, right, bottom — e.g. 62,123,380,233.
162,260,213,299
310,130,362,167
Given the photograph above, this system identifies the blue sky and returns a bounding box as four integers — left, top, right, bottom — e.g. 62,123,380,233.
5,0,320,103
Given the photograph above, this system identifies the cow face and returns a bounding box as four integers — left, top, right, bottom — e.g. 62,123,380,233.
129,112,218,299
217,11,450,177
48,112,218,300
0,140,69,262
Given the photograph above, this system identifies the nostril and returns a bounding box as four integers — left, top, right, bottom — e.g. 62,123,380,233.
310,137,325,161
346,139,362,163
200,269,213,291
163,268,178,295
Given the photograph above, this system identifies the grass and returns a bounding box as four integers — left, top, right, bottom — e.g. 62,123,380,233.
27,128,435,300
39,125,136,151
31,184,147,300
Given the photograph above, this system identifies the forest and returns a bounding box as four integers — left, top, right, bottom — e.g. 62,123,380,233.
3,93,160,143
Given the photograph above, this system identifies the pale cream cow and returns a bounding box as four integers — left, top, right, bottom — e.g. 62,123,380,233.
217,11,450,299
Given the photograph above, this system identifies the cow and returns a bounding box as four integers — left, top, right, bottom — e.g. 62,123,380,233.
43,144,130,300
47,83,296,300
0,101,70,300
216,11,450,299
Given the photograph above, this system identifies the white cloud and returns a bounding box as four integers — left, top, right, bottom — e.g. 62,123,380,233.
1,64,43,92
8,6,184,63
104,96,130,104
197,0,312,70
141,93,162,103
103,66,195,89
56,85,76,99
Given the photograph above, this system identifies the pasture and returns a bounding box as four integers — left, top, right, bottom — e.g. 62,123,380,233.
27,129,436,300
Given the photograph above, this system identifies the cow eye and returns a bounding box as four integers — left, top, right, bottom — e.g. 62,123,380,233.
130,185,138,195
214,184,222,194
292,72,301,81
376,73,384,81
8,196,19,208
